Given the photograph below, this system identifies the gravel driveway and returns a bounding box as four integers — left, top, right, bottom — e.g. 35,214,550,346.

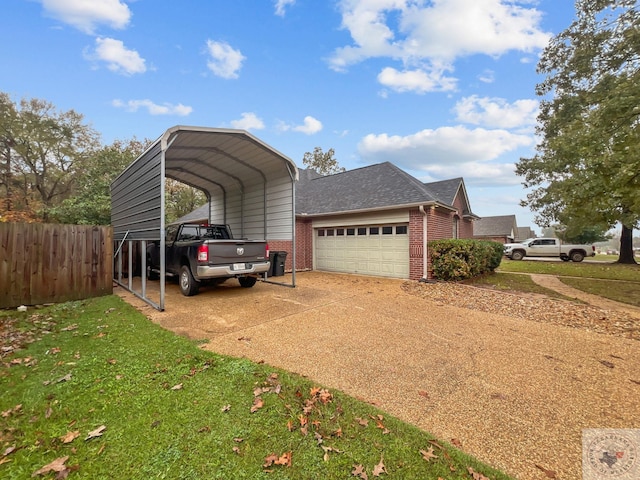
117,272,640,480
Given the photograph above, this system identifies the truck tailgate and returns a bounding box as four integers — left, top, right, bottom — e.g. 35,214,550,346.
205,240,267,265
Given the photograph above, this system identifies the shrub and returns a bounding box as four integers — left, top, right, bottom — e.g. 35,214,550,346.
429,239,503,281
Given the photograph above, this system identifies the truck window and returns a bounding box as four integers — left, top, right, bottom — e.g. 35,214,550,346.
178,226,199,241
202,226,231,239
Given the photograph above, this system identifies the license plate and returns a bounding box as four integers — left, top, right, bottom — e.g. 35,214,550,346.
233,263,246,271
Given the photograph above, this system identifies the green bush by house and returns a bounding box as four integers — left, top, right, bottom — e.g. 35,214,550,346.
430,239,503,281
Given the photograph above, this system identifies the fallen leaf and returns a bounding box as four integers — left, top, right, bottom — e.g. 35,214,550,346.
85,425,106,440
334,427,343,437
275,451,292,466
232,446,240,454
198,426,211,433
171,383,183,390
420,447,438,462
372,457,387,476
233,437,244,443
56,373,72,383
45,407,53,419
251,397,264,413
418,390,429,399
221,404,231,412
32,456,69,477
107,358,117,365
451,438,463,448
355,417,369,427
49,347,61,355
535,464,558,478
599,360,615,369
59,431,80,444
467,467,490,480
352,464,368,479
287,420,295,431
3,446,16,456
263,452,292,468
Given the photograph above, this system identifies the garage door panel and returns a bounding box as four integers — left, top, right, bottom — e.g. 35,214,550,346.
315,224,409,279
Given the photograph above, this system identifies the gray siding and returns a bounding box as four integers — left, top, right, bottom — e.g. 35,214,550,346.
111,143,163,241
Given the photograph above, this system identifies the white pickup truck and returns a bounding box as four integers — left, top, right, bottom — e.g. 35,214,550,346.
503,238,596,262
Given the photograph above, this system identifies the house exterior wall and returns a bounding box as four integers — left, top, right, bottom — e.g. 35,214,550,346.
296,206,467,281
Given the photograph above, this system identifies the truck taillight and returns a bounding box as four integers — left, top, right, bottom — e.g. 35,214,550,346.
197,244,208,262
265,243,270,259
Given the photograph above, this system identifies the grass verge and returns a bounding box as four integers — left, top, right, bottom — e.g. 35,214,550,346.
1,295,513,480
461,273,573,300
497,259,640,282
559,277,640,307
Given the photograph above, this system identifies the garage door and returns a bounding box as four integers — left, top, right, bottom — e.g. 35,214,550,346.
314,224,409,278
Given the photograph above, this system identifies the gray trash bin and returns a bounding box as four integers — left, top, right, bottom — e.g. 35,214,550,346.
270,251,287,277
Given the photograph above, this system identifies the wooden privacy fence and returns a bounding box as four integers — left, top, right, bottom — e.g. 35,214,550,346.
0,223,113,309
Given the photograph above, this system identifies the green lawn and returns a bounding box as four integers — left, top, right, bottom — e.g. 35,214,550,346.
0,296,512,480
462,272,573,300
559,277,640,307
497,258,640,282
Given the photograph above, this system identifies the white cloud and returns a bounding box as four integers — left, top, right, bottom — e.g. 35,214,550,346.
274,0,296,17
454,95,539,129
478,69,495,83
88,37,146,75
40,0,131,34
422,161,521,186
358,125,533,167
206,40,245,79
329,0,550,92
230,112,265,131
112,99,193,116
377,66,457,93
279,116,323,135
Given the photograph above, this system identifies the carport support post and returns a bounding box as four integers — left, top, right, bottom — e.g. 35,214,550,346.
141,240,147,297
159,149,167,311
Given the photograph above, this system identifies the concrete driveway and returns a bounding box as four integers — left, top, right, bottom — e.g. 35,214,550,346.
117,271,640,480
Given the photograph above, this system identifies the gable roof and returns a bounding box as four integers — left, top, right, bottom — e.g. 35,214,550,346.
424,177,462,206
296,162,444,215
423,177,477,218
473,215,518,238
516,226,536,241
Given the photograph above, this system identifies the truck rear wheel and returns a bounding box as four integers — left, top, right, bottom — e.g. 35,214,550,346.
570,251,585,262
238,276,257,288
179,265,200,296
510,250,524,261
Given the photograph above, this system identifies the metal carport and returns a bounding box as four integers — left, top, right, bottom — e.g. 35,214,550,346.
110,126,299,311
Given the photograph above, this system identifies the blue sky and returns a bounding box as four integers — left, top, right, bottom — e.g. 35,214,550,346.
1,0,579,233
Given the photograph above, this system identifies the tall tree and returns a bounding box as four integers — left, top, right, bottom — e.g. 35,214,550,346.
165,179,207,224
0,93,100,221
516,0,640,264
50,138,149,225
302,147,345,175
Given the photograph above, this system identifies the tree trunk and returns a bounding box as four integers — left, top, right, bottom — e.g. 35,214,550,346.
617,224,637,264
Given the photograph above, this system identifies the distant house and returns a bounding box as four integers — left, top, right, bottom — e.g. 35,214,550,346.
473,214,518,244
515,226,536,242
177,162,480,280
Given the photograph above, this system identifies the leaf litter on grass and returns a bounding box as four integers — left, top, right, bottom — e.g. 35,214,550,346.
1,296,514,480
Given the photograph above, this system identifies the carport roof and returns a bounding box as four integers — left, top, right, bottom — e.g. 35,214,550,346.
159,126,298,193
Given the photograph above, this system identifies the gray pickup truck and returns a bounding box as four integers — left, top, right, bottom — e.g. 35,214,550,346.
147,223,270,296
